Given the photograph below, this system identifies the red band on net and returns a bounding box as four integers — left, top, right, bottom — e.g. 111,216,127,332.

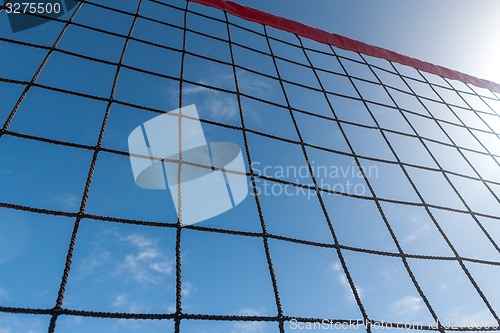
192,0,500,94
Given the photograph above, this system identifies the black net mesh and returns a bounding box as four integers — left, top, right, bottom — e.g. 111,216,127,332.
1,0,500,332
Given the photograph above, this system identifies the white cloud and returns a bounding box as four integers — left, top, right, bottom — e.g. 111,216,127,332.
329,262,363,302
404,217,431,243
446,308,496,327
0,315,45,333
389,296,423,320
113,293,128,307
166,304,176,313
337,273,363,302
149,261,172,274
182,84,239,122
74,230,174,286
116,233,174,285
330,262,342,272
110,296,168,331
181,281,195,298
231,308,267,333
110,295,175,332
166,66,272,123
0,168,12,175
236,70,272,96
57,316,83,328
112,293,149,313
183,84,211,95
202,94,239,121
51,193,80,210
0,287,9,301
439,276,465,292
75,249,111,279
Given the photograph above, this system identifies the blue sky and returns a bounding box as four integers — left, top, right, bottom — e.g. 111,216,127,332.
1,0,500,332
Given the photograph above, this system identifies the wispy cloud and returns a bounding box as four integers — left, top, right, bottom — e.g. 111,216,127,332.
166,304,176,313
331,262,342,272
75,248,111,280
167,65,272,123
439,276,465,292
182,84,212,95
0,168,12,175
181,281,196,298
330,262,363,302
404,216,431,243
203,94,239,121
74,230,174,286
51,193,80,210
236,70,273,96
111,294,161,331
231,308,267,333
116,233,174,285
57,316,83,328
181,83,239,122
0,287,9,302
446,308,496,327
113,293,150,313
0,315,45,333
389,296,424,320
110,294,176,331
